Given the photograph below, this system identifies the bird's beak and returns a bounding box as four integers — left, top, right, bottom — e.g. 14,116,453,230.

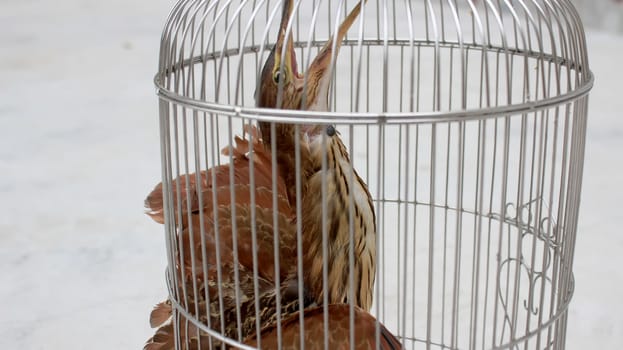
256,0,299,109
303,0,366,110
274,0,299,85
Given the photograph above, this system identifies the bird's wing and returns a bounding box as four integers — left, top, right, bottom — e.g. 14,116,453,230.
146,202,296,349
146,126,300,348
145,126,290,225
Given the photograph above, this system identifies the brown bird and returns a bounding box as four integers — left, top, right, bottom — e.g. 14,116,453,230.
256,0,376,311
144,0,396,348
243,304,402,350
144,126,298,349
242,0,402,348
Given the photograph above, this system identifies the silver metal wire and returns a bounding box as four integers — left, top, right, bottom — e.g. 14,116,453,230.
153,0,592,349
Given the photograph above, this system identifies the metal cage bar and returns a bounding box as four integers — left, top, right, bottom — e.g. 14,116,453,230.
146,0,593,349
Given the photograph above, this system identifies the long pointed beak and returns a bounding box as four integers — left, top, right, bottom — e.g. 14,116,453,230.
303,0,366,110
274,0,299,82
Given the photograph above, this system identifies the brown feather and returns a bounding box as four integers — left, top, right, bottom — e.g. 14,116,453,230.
145,129,290,225
145,126,300,348
149,300,172,328
144,321,175,350
146,0,376,347
243,304,402,350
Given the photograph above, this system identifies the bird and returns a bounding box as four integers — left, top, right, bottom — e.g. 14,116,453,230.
241,1,402,348
243,304,403,350
143,0,398,348
255,0,376,312
144,125,298,349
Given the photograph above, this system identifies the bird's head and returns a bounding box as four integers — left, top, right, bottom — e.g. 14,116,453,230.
256,0,302,111
256,0,365,115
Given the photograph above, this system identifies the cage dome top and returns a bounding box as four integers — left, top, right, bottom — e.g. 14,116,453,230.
155,0,593,124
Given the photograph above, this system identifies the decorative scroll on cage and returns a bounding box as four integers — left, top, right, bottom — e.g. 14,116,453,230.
148,0,593,349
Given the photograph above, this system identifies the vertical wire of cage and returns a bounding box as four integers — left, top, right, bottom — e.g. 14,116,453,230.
150,0,593,349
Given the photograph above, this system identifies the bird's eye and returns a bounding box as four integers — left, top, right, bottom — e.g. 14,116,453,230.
326,125,336,136
273,70,282,84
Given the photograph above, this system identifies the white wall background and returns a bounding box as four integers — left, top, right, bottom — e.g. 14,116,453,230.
573,0,623,32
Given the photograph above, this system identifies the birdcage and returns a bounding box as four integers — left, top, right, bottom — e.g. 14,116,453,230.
147,0,593,349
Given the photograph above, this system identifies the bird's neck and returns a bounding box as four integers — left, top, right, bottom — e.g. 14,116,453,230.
301,135,376,311
258,123,314,205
